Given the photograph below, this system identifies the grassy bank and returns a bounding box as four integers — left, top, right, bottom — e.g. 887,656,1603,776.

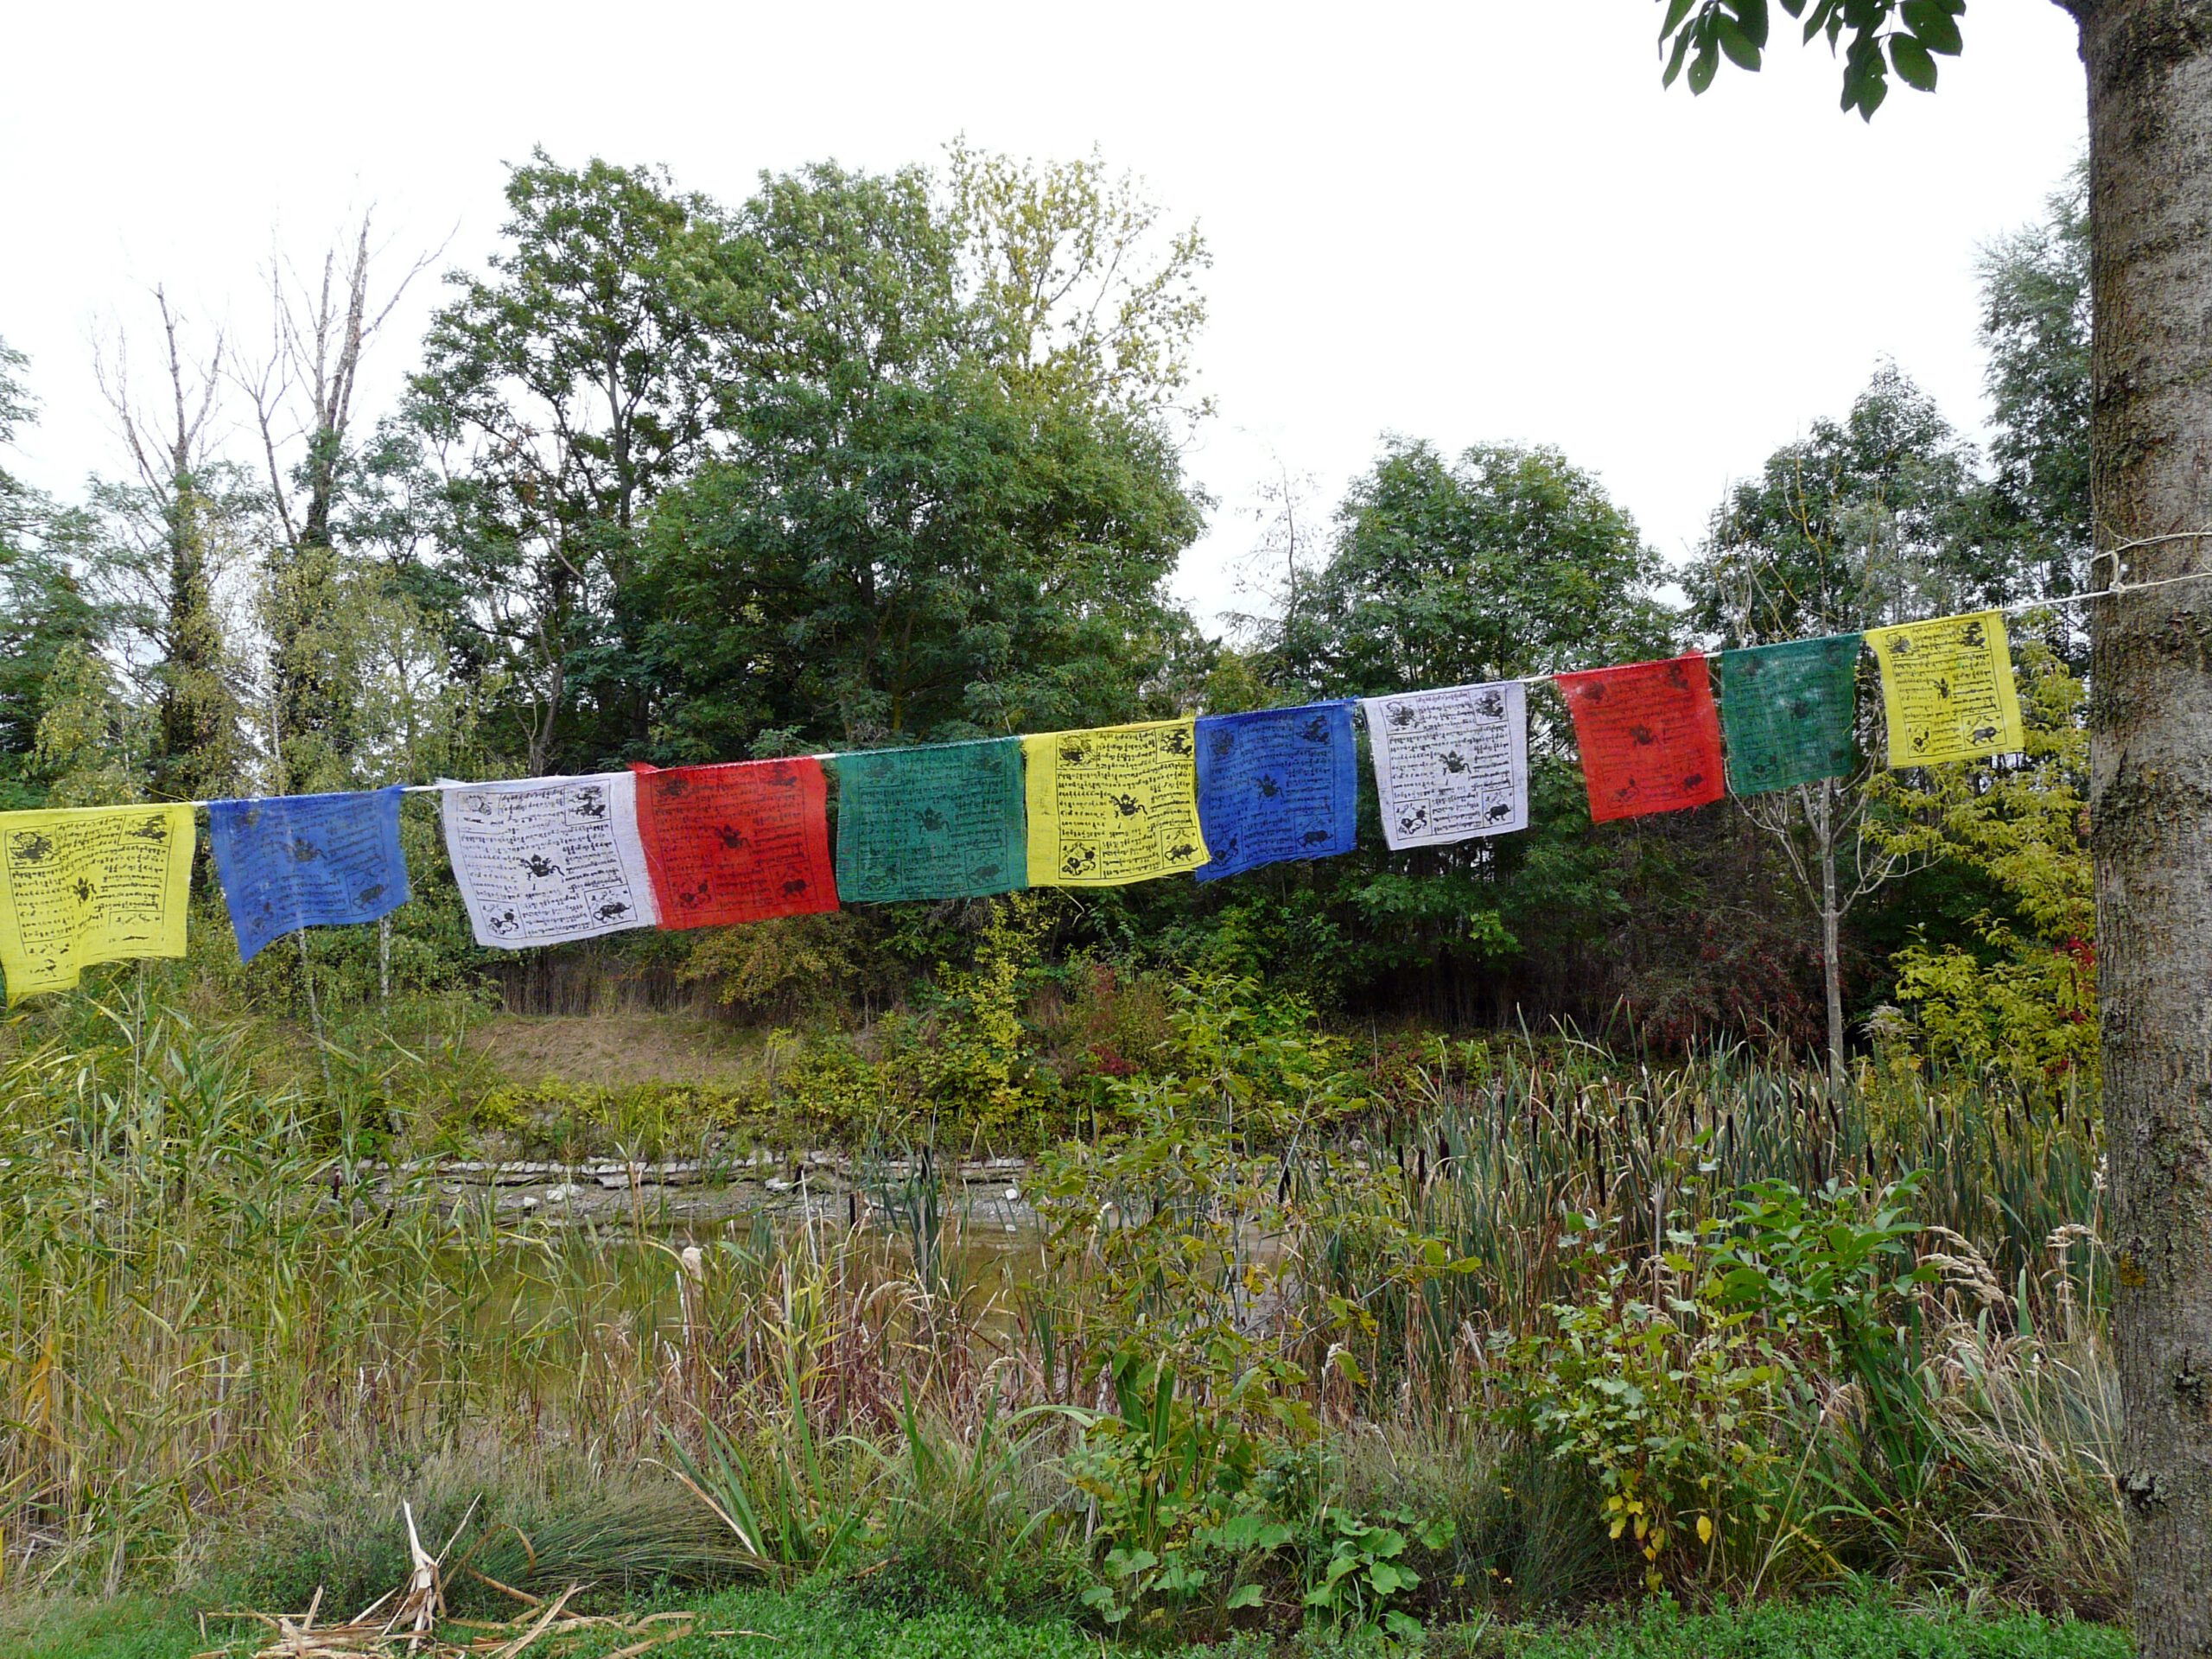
0,1589,2139,1659
0,969,2119,1644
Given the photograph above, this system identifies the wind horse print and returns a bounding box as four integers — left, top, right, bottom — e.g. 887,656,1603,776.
0,804,194,1001
1362,681,1529,850
633,757,837,926
1193,701,1360,879
1022,720,1209,887
832,739,1027,904
441,773,660,948
1713,634,1864,797
1555,654,1727,824
1864,611,2025,768
208,786,410,963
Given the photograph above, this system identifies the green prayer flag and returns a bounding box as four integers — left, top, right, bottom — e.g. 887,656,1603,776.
832,738,1028,903
1715,633,1864,796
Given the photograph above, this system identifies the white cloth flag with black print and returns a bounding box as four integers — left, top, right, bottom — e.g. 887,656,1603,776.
440,772,660,948
1362,680,1530,850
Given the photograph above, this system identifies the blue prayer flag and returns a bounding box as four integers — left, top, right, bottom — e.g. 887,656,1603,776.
209,786,410,963
1193,702,1359,881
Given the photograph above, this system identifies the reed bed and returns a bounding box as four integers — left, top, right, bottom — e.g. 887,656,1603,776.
0,986,2120,1624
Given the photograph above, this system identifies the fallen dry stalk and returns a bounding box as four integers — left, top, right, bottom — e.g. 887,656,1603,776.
187,1510,766,1659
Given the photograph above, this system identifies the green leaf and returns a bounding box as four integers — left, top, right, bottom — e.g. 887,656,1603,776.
1888,32,1936,90
1226,1584,1263,1611
1688,39,1720,92
1730,0,1770,48
1385,1611,1425,1640
1660,0,1698,41
1713,15,1763,70
1843,57,1889,118
1901,0,1962,52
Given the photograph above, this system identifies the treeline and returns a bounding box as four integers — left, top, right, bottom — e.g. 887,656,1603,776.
0,148,2092,1072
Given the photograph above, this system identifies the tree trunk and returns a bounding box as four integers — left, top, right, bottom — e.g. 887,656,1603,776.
1816,780,1846,1089
2074,4,2212,1652
1820,890,1843,1090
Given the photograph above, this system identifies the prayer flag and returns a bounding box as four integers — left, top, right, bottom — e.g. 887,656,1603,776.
1194,702,1358,879
441,773,659,947
209,786,410,963
634,758,837,926
0,804,194,1002
1362,682,1529,850
1023,720,1209,887
1557,654,1726,823
833,739,1027,903
1715,634,1864,796
1865,610,2025,766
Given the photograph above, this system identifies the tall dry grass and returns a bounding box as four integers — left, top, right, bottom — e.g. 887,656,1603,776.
0,986,2120,1620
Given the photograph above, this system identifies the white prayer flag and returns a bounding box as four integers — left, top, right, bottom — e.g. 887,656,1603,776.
440,773,659,948
1363,681,1530,850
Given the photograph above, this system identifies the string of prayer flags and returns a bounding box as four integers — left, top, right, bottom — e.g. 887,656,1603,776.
1193,702,1359,880
209,787,410,964
1557,654,1726,824
1715,634,1864,796
634,758,837,926
832,739,1027,904
0,804,194,1002
1865,610,2025,767
442,773,659,948
1363,682,1530,850
1023,719,1210,887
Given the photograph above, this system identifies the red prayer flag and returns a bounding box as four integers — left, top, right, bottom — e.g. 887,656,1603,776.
1556,654,1726,824
632,758,838,927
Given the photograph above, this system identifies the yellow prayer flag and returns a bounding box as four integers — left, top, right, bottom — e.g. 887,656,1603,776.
0,804,194,1002
1865,610,2026,767
1023,720,1210,887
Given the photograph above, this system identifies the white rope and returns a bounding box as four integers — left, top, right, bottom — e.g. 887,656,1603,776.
106,534,2212,812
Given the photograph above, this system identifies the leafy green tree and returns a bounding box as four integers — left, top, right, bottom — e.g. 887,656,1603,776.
242,213,437,791
1978,165,2091,623
91,290,251,804
1873,636,2095,1091
1686,367,2010,1081
0,335,28,448
945,139,1213,426
1286,440,1675,696
1689,365,1996,640
632,160,1202,756
1240,441,1686,1021
407,151,731,772
0,340,111,806
1657,6,2212,1645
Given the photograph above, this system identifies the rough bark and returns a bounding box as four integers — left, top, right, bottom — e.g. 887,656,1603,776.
2075,3,2212,1652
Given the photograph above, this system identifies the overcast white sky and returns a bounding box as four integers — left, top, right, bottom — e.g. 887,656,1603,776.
0,2,2087,626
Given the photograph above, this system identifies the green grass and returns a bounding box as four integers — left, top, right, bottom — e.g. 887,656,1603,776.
0,1596,211,1659
0,1591,2133,1659
1457,1597,2133,1659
